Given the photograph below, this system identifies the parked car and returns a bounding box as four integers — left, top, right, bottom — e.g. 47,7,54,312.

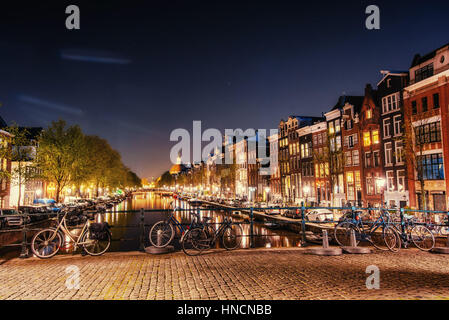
282,209,301,219
19,205,49,222
0,208,27,229
305,209,334,222
265,206,281,216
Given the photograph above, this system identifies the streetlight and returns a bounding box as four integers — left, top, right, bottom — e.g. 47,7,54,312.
376,178,386,207
303,185,310,206
265,187,270,205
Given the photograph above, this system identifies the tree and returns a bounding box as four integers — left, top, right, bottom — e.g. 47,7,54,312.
156,171,174,187
35,120,85,202
402,118,429,210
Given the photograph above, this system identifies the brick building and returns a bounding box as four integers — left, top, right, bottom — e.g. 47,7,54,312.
377,71,409,208
325,96,363,206
278,116,321,203
268,133,281,201
341,96,364,206
359,84,384,207
0,129,12,208
403,43,449,210
310,121,331,206
297,125,314,205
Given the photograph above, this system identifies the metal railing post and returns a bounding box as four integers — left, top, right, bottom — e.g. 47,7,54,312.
300,202,307,246
250,207,254,248
139,208,145,251
400,207,405,235
19,212,29,259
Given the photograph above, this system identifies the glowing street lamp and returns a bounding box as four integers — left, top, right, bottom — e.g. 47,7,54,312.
265,187,270,204
303,186,310,206
376,178,386,207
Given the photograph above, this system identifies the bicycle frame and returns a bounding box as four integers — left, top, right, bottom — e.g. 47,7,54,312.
349,211,389,241
204,219,233,243
168,211,202,235
49,212,92,249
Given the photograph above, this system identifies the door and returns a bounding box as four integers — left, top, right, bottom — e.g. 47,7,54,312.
433,194,446,211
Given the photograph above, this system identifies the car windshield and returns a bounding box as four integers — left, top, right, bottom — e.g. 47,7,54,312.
2,209,18,215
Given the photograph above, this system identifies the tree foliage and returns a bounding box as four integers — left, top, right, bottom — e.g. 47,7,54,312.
35,120,141,202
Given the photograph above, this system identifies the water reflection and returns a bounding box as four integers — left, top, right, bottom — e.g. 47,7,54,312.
68,192,303,252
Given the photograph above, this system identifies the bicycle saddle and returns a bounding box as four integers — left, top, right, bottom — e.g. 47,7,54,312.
203,216,212,221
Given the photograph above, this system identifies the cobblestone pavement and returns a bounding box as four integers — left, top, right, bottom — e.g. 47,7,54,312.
0,247,449,300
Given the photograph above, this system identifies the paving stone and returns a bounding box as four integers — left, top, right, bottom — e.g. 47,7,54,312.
0,248,448,300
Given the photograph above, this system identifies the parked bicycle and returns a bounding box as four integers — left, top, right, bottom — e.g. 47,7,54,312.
388,213,435,251
334,208,397,251
182,216,243,256
30,208,111,259
424,216,449,236
148,207,206,248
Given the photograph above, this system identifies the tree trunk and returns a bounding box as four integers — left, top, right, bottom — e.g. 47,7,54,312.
420,180,427,210
17,163,22,208
56,183,60,203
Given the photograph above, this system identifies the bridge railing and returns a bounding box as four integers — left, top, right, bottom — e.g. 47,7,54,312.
1,203,448,258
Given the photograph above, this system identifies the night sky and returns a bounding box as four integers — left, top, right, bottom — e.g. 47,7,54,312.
0,0,448,179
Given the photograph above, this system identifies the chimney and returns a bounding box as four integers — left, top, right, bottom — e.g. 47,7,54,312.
365,83,373,95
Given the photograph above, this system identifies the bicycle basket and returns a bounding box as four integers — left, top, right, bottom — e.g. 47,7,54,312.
66,215,80,226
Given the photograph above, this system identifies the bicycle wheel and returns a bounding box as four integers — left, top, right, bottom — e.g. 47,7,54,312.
81,230,111,256
222,224,243,250
334,221,359,247
31,228,62,259
182,227,208,256
149,221,174,248
411,225,435,251
371,225,399,252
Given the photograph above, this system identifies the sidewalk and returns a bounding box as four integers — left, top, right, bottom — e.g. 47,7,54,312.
1,247,448,300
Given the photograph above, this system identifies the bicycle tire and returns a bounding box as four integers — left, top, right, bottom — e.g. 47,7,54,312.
411,225,435,251
149,221,174,248
222,224,243,250
182,227,208,256
334,221,359,247
81,230,111,256
31,228,62,259
370,225,396,251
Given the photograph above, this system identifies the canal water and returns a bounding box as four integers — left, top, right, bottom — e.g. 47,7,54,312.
100,191,303,251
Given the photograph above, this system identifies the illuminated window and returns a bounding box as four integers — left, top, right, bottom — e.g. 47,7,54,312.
372,130,379,144
346,172,354,183
363,132,371,146
335,120,341,133
328,122,334,135
366,109,372,119
355,171,361,189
